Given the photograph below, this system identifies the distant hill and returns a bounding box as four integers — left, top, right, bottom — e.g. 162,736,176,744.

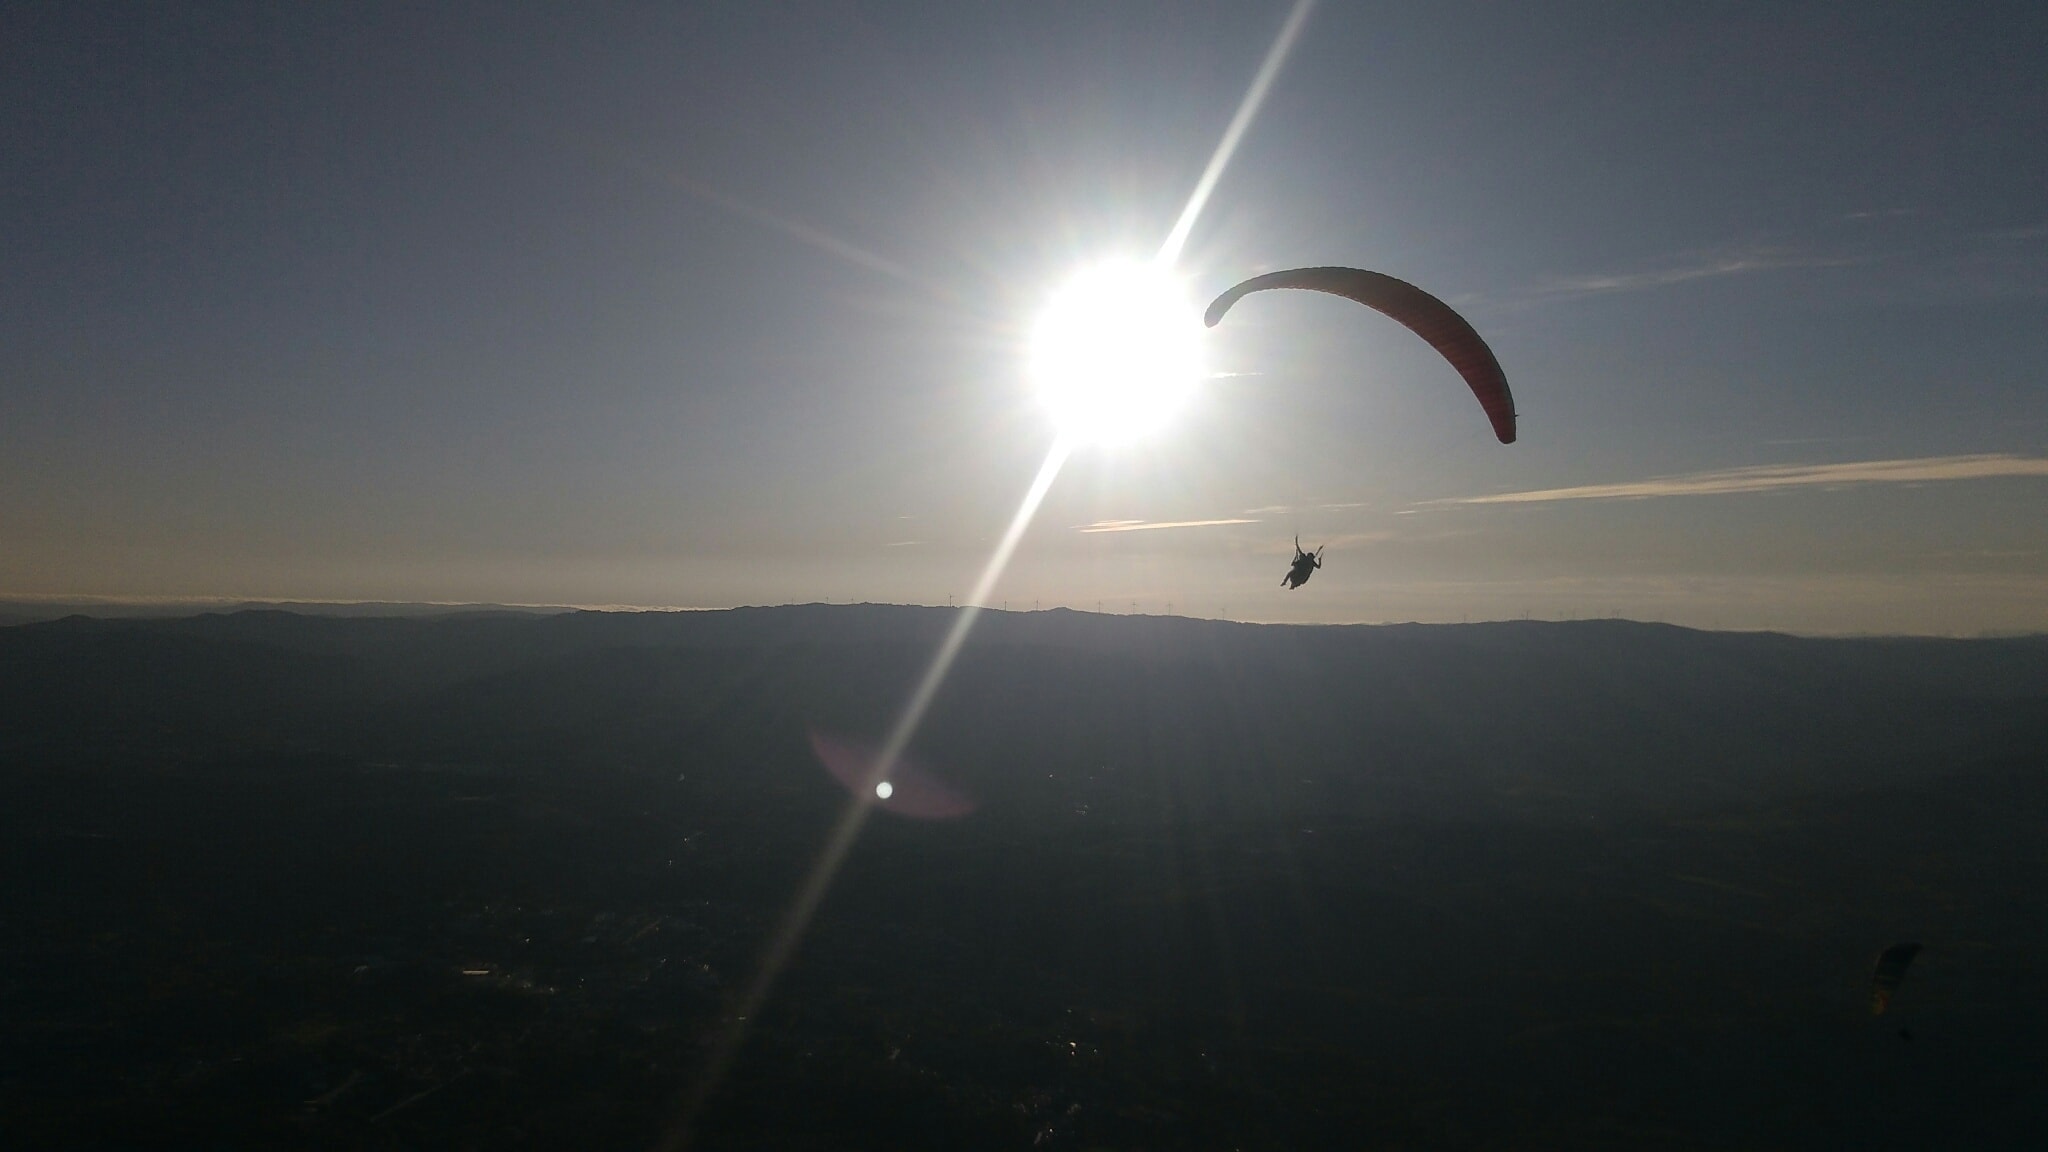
5,605,2044,822
0,599,572,626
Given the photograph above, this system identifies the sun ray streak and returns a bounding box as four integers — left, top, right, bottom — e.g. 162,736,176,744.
662,11,1317,1143
1157,0,1318,267
661,438,1071,1151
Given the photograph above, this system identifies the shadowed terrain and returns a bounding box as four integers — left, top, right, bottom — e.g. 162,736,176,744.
3,607,2045,1148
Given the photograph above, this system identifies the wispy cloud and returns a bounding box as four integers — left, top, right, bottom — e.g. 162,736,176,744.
1541,249,1855,299
1078,518,1260,534
1758,435,1877,447
1301,531,1394,549
1436,454,2048,505
1840,207,1917,223
661,172,924,287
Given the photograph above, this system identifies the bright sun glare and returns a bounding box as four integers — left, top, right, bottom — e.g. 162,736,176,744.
1029,260,1204,445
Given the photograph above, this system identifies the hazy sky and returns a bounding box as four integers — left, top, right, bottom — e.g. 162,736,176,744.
6,1,2046,633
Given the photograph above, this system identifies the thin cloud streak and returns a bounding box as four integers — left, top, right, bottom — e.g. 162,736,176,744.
1079,518,1259,533
1541,250,1856,298
662,171,925,287
1438,454,2048,505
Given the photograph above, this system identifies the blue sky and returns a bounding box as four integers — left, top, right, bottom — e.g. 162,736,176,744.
4,1,2045,632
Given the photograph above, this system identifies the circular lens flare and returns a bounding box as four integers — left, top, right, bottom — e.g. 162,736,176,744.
874,781,893,800
1030,260,1203,445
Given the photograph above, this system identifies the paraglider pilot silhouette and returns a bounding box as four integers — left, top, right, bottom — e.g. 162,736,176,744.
1283,536,1324,590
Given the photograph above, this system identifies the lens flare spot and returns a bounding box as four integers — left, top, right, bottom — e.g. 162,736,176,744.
874,781,894,800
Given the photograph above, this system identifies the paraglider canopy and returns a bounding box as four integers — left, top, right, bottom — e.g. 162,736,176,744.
1870,942,1921,1015
1205,266,1518,444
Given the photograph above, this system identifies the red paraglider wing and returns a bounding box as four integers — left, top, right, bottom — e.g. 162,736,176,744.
1204,267,1517,444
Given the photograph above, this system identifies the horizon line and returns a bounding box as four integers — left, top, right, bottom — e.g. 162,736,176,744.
3,594,2039,640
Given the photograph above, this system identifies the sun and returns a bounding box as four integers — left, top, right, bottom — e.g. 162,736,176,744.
1029,259,1204,445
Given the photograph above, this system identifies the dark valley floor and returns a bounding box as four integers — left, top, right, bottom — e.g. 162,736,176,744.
4,607,2046,1149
